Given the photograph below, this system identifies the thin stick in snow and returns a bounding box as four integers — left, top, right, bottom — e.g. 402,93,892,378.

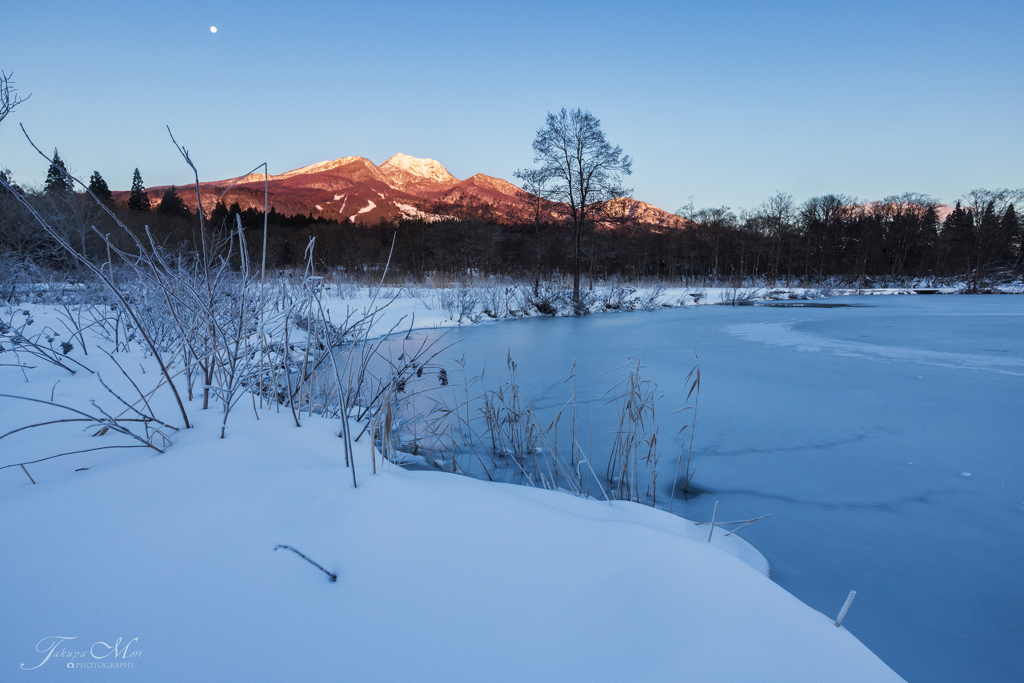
274,545,337,582
835,590,856,627
707,500,719,542
693,514,773,537
724,514,772,536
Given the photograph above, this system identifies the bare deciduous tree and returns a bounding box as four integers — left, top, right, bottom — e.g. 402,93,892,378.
747,192,796,283
516,108,632,305
508,167,553,295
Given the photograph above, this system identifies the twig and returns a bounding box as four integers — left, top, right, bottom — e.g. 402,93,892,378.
707,500,719,542
835,590,856,627
1,418,94,441
695,514,772,527
102,349,156,421
725,515,772,536
274,544,337,582
0,444,152,470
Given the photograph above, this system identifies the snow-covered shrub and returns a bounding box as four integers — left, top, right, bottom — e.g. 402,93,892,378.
805,278,839,299
635,283,666,311
438,286,482,323
522,280,569,316
570,288,599,316
720,288,761,306
320,278,360,300
0,252,28,304
0,306,88,375
598,284,664,312
405,285,437,310
479,277,521,319
600,285,637,311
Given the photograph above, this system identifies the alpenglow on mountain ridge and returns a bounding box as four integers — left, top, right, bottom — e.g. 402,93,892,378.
128,153,681,227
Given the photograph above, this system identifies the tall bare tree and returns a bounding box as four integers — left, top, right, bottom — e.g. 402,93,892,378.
509,167,553,294
747,191,796,283
799,194,854,279
516,108,632,304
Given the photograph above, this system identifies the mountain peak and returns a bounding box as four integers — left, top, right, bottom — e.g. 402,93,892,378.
229,156,376,185
283,156,373,179
380,153,458,187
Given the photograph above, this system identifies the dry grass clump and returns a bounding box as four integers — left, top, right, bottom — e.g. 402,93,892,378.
377,348,704,509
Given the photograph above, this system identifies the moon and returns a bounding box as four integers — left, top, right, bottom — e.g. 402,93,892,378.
210,26,218,33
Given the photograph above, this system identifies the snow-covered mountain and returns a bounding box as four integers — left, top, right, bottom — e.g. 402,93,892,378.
379,153,460,194
129,154,682,227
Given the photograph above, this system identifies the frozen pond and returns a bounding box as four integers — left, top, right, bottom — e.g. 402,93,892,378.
392,295,1024,682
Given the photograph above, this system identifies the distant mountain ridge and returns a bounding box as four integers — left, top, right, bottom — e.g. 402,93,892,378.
121,153,682,227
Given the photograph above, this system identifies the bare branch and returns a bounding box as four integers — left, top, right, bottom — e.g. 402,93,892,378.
0,71,31,124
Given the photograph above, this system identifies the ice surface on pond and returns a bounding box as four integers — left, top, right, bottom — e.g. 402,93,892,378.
399,295,1024,683
725,319,1024,375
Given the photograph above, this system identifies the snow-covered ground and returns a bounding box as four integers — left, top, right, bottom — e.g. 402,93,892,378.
0,300,907,680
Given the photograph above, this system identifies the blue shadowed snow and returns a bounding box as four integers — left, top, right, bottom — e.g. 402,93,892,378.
402,295,1024,683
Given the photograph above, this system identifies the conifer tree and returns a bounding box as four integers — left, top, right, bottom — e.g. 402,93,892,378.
944,201,972,240
158,185,191,220
1000,204,1018,242
88,171,113,204
999,203,1020,270
128,168,151,211
0,168,21,195
979,200,999,253
941,201,973,276
44,149,74,195
209,200,230,229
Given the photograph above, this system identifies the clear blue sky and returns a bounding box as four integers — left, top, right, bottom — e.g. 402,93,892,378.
2,0,1021,212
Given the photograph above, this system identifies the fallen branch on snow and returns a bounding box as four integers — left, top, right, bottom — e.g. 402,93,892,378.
274,544,337,582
